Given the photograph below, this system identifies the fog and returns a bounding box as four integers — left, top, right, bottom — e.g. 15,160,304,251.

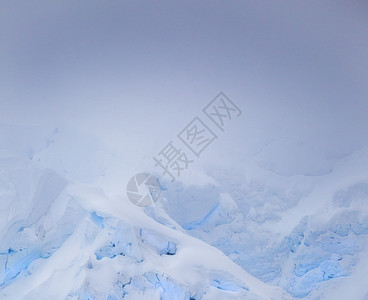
1,1,367,187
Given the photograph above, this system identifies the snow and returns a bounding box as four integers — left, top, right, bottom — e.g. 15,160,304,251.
0,3,367,297
0,143,293,299
0,123,367,299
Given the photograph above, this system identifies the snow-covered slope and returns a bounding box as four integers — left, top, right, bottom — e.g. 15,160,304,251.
1,0,368,298
1,125,368,299
158,145,368,299
0,149,292,300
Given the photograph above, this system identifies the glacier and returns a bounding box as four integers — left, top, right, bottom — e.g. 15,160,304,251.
1,1,368,298
0,132,292,299
0,125,367,299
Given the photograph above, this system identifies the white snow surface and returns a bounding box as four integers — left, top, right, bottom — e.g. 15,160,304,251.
0,124,368,300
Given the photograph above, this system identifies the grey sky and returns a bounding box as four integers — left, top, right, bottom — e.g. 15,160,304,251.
1,1,367,172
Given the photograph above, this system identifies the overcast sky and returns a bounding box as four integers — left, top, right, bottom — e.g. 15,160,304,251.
1,1,368,179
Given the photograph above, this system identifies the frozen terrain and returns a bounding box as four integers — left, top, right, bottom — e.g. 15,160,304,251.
1,1,367,299
0,125,367,299
0,127,292,300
